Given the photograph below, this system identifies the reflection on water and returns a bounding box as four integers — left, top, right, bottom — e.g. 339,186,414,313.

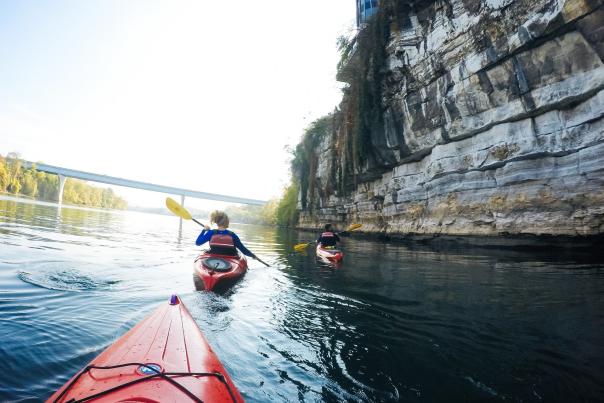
1,196,604,402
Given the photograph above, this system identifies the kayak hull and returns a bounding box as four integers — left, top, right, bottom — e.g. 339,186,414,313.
47,295,244,402
194,252,248,291
316,245,344,263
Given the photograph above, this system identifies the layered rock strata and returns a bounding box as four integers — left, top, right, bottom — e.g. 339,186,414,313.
298,0,604,237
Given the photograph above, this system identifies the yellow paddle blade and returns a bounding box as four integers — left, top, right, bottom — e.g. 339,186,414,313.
294,243,310,252
165,197,192,220
346,223,362,232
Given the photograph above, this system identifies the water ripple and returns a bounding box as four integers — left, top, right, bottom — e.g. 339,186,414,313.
18,268,120,292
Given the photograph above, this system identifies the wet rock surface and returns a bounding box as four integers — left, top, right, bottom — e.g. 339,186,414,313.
299,0,604,237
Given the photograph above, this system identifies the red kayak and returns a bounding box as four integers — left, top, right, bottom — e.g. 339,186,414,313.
316,244,344,263
48,295,244,403
194,251,248,291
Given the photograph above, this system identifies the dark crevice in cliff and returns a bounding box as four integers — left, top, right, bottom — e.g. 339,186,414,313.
576,5,604,62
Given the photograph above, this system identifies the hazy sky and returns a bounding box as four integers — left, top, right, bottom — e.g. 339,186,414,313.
0,0,355,209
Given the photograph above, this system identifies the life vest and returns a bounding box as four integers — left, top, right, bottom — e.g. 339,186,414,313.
209,232,235,248
209,231,237,255
320,231,337,247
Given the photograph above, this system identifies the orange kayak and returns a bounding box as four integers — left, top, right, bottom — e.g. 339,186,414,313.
47,295,244,402
194,252,248,291
316,244,344,263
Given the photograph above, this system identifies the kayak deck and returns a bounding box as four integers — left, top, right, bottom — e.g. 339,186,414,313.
194,252,248,291
48,295,244,402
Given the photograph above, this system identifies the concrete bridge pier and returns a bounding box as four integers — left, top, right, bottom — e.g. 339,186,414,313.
58,175,66,205
178,194,185,233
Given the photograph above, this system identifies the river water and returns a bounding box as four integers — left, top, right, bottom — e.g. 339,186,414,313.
1,196,603,402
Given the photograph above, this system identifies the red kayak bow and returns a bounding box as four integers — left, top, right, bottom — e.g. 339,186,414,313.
48,295,244,402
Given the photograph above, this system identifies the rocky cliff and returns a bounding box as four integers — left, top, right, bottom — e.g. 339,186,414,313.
297,0,604,238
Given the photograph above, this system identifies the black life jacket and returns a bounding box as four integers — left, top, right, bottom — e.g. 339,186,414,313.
320,231,337,247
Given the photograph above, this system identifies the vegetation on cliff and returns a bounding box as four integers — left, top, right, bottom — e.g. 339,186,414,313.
335,1,395,181
0,152,127,209
279,5,395,223
291,115,335,210
274,182,299,227
286,2,396,215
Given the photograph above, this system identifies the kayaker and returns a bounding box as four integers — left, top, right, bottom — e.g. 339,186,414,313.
196,210,256,258
317,223,341,249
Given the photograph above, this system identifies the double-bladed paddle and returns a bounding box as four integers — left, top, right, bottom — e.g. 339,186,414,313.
165,197,270,267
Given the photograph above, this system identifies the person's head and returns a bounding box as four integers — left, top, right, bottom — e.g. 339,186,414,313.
324,223,332,232
210,210,230,228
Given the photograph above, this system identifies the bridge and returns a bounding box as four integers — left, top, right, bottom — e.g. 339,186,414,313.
22,161,266,206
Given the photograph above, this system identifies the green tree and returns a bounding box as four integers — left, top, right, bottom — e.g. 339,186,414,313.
0,155,9,192
101,188,115,208
291,115,333,209
111,196,127,210
36,171,58,200
5,152,22,193
276,182,299,227
259,199,278,225
8,178,22,194
21,170,38,197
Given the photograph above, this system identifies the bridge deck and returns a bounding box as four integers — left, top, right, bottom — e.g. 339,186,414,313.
23,161,266,205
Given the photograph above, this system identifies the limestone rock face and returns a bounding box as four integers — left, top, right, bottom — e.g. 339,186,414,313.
298,0,604,236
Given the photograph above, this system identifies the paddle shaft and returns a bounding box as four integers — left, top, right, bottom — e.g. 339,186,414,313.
253,256,270,267
191,217,205,227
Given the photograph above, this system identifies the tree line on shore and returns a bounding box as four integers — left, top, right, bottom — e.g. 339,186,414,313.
0,152,127,209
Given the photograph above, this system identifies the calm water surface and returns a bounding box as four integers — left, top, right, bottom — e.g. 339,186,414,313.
1,196,603,402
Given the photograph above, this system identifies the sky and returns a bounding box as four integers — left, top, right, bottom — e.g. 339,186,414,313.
0,0,356,209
